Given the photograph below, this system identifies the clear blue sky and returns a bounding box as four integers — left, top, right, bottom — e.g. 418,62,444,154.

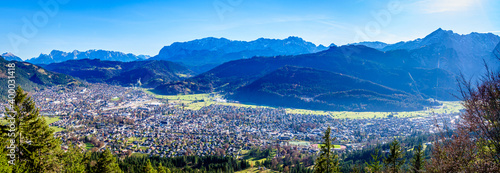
1,0,499,60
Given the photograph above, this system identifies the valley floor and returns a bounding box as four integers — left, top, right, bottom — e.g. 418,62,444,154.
0,83,462,169
144,89,463,119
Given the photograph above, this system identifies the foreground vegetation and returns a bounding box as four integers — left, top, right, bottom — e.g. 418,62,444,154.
309,65,500,172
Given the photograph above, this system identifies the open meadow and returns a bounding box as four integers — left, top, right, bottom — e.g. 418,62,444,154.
144,90,463,119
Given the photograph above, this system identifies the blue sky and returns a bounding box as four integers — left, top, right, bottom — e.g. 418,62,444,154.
1,0,499,60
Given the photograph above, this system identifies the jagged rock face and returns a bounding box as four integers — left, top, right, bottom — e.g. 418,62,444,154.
26,49,149,64
150,36,328,72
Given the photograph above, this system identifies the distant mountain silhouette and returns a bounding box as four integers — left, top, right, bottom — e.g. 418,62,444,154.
26,49,150,64
150,36,328,73
44,59,193,88
351,41,388,50
15,29,499,112
1,52,23,61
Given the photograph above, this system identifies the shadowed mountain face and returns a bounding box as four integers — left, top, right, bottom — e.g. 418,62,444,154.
154,45,458,103
43,59,194,88
0,56,80,100
150,36,328,73
230,66,436,111
494,41,500,59
26,49,150,65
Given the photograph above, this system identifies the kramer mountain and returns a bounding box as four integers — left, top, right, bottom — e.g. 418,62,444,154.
356,28,500,78
230,66,436,111
150,36,329,73
27,49,150,64
0,55,80,100
43,59,194,88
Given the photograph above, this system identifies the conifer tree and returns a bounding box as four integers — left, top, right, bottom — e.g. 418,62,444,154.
157,163,170,173
0,141,13,173
61,143,86,173
365,148,383,173
3,86,62,172
384,139,405,173
143,159,157,173
410,144,425,173
96,148,122,173
314,126,340,173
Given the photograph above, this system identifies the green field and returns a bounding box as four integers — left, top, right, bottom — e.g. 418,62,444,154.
144,89,210,101
144,89,272,110
235,167,276,173
126,137,147,145
143,90,464,119
85,143,95,150
111,97,120,101
317,144,342,149
131,152,148,157
0,116,65,132
240,149,278,167
286,101,463,119
45,116,61,124
45,116,66,132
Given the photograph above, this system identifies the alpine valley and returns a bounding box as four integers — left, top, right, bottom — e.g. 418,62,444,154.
5,28,500,112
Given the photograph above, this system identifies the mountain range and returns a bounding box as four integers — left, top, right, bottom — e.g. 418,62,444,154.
5,28,499,111
26,49,150,64
43,59,194,88
153,44,458,111
356,28,500,79
150,36,329,73
152,29,500,111
352,41,388,50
